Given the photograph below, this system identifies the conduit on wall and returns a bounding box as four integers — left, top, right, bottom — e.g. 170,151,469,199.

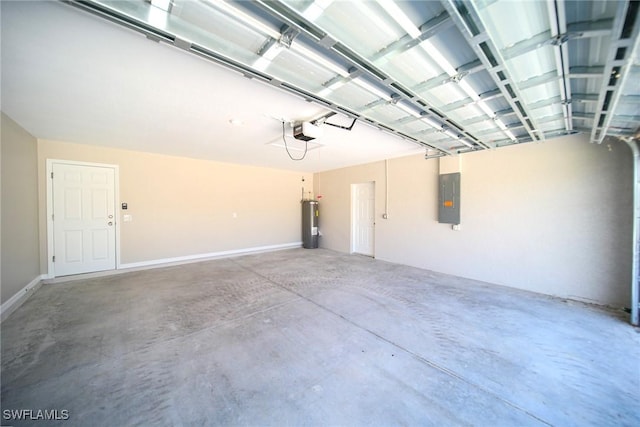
624,136,639,326
384,159,389,219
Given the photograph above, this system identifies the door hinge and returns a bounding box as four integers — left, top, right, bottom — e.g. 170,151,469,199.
52,255,56,262
51,172,54,179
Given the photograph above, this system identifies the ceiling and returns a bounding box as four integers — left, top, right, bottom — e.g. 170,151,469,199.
2,1,639,173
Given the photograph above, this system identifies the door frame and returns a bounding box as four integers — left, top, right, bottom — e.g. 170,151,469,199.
46,159,121,278
350,181,375,257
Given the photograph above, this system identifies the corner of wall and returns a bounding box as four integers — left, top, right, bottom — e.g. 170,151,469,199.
1,113,41,307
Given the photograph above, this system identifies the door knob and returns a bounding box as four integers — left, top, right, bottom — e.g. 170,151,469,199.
108,222,113,226
108,214,113,219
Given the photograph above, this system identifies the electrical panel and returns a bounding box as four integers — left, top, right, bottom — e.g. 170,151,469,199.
438,173,460,224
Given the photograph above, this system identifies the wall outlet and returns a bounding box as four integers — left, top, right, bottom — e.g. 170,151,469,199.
452,224,461,231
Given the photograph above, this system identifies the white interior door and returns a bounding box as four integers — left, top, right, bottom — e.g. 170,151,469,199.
352,182,375,256
52,163,116,276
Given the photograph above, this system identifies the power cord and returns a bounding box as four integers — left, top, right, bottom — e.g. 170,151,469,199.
282,121,308,161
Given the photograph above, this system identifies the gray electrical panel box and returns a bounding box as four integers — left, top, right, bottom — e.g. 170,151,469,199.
438,173,461,224
302,200,319,249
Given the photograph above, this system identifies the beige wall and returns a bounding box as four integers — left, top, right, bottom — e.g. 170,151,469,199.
38,140,312,271
1,113,41,304
315,134,633,307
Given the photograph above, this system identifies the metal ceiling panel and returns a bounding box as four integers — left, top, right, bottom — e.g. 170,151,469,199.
302,1,404,57
367,103,410,124
267,49,336,92
321,87,367,112
475,0,550,49
426,83,468,109
428,26,479,69
378,48,441,84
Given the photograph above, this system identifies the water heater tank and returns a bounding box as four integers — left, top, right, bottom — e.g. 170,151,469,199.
302,200,319,249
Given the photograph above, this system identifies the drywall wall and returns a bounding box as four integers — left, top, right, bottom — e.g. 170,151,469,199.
1,113,41,305
315,133,633,307
38,139,312,272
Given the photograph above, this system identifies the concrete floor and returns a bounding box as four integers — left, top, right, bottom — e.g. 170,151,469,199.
1,249,638,426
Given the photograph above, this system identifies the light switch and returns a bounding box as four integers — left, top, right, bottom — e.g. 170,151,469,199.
123,214,132,222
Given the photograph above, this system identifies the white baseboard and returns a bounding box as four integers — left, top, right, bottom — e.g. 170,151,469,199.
1,274,45,322
118,241,302,270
